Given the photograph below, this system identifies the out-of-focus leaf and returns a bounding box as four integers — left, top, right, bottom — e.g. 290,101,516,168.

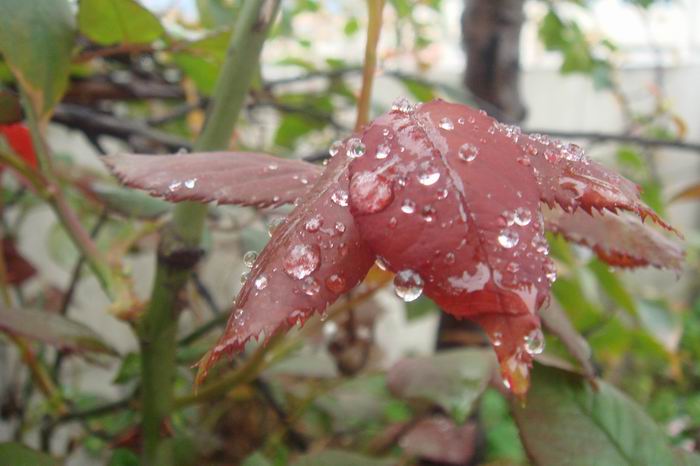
513,364,679,465
0,442,58,466
398,77,436,102
104,152,321,208
290,450,393,466
91,182,171,219
674,449,700,466
404,295,437,321
480,389,526,462
242,452,274,466
387,348,494,423
540,302,594,377
172,31,230,95
0,89,22,125
671,182,700,203
588,259,637,316
197,0,238,28
316,374,393,432
545,208,683,271
108,448,140,466
399,416,477,464
2,237,35,285
274,114,325,149
0,308,118,355
637,299,682,353
113,352,141,384
77,0,164,46
344,17,360,36
0,0,75,117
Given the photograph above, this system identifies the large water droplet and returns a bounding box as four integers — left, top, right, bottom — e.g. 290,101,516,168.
513,207,532,226
283,244,321,279
418,170,440,186
376,143,390,160
393,269,424,302
458,143,478,162
346,138,366,158
254,275,268,290
325,273,346,293
301,277,320,296
524,328,545,355
438,117,454,131
328,140,343,157
498,229,519,248
331,190,349,207
243,251,258,267
349,171,393,214
401,199,416,214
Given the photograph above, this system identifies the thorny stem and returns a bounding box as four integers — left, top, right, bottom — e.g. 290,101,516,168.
138,1,281,465
355,0,385,131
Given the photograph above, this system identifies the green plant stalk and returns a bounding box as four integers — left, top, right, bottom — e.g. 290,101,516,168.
355,0,385,130
138,1,281,464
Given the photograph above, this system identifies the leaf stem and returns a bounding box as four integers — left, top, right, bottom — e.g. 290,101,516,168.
138,1,281,464
355,0,385,131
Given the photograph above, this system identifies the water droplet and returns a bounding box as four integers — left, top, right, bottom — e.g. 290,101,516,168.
301,277,320,296
544,149,559,163
234,308,244,319
401,199,416,214
349,171,393,214
438,117,454,131
392,97,414,113
492,331,503,347
335,222,345,234
544,261,557,284
376,143,390,159
393,269,424,302
331,190,349,207
304,215,323,233
444,252,456,264
329,140,343,157
458,143,478,162
283,244,321,279
524,328,545,355
436,188,448,200
525,144,538,156
287,309,307,326
267,163,279,171
516,155,531,166
240,271,250,284
498,229,519,248
388,217,398,228
254,275,268,290
418,170,440,186
500,210,515,227
268,217,285,237
506,262,520,273
514,207,532,226
346,138,366,158
375,256,389,270
184,178,197,189
457,117,465,125
421,204,436,222
325,273,346,293
168,180,182,192
243,251,258,267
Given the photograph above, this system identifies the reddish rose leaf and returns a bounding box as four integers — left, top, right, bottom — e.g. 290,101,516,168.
349,100,553,393
196,145,375,380
399,416,477,465
544,207,683,271
3,237,35,285
0,123,38,169
103,152,322,208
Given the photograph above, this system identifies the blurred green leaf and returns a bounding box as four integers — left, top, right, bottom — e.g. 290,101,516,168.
109,449,140,466
197,0,238,28
398,77,436,102
404,295,437,320
387,348,494,424
92,182,171,219
513,364,679,465
344,17,360,36
0,0,75,117
0,88,22,124
173,31,231,95
637,299,682,353
480,389,526,462
588,259,637,317
274,114,324,149
0,442,58,466
291,450,393,466
243,452,274,466
114,352,141,384
78,0,164,46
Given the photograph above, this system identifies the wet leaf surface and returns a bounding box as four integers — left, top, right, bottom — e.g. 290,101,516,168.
399,416,477,465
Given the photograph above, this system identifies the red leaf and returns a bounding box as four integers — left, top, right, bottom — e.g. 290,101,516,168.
348,101,553,393
0,123,38,169
3,237,35,285
196,146,375,380
103,152,322,208
399,416,477,465
544,207,683,271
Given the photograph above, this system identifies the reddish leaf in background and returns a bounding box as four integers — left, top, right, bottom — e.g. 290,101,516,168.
105,99,682,395
0,123,38,169
2,237,35,285
103,151,322,208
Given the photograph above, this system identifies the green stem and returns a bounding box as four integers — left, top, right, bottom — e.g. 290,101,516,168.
355,0,385,131
139,1,281,464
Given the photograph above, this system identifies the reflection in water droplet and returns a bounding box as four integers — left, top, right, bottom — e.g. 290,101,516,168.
328,140,343,157
283,244,321,279
375,256,389,271
492,331,503,347
436,188,448,200
240,271,249,284
457,117,465,125
438,117,454,131
376,143,390,159
254,275,268,290
401,199,416,214
305,215,323,233
418,170,440,186
326,273,346,293
393,269,424,302
184,178,197,189
346,138,366,158
444,252,456,265
268,217,285,237
168,181,182,192
392,97,414,113
301,277,320,296
514,207,532,226
524,328,545,355
458,143,478,162
331,190,349,207
421,205,436,222
349,171,394,214
243,251,258,267
335,222,346,234
498,229,520,248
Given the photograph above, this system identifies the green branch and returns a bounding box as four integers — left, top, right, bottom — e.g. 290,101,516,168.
138,1,281,465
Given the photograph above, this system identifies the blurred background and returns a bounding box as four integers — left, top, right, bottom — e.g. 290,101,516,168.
1,0,699,465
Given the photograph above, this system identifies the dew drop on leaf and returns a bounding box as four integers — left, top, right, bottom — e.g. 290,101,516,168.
240,271,250,284
283,244,321,279
513,207,532,226
325,273,346,293
492,331,503,347
304,214,323,233
401,199,416,214
331,190,349,207
184,178,197,189
243,251,258,267
393,269,424,302
418,170,440,186
301,277,320,296
498,229,520,248
421,205,436,223
438,117,454,131
524,328,545,355
346,138,366,158
376,143,390,160
328,140,343,157
254,275,268,290
458,143,478,162
268,217,285,237
349,171,394,214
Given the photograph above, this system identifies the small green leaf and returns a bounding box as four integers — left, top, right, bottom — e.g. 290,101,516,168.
109,449,140,466
77,0,165,46
0,442,59,466
113,352,141,384
0,0,75,117
343,17,360,36
513,364,679,466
